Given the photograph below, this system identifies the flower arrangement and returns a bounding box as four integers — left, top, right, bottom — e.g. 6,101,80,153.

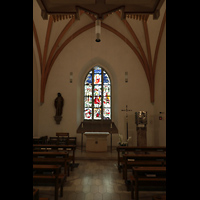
118,134,131,146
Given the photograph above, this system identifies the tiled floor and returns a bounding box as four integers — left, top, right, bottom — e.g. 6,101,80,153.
75,147,118,160
37,148,166,200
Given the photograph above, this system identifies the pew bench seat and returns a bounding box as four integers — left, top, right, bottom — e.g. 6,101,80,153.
130,175,166,200
123,160,165,179
33,188,49,200
130,166,166,200
33,174,66,200
33,157,70,177
116,146,166,172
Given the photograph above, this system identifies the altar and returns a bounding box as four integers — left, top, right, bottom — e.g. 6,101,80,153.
84,132,109,152
77,121,118,152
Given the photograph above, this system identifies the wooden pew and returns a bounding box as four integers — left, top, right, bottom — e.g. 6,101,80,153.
56,132,69,136
116,146,166,172
49,133,69,145
130,166,166,200
49,137,60,145
123,152,166,185
68,137,77,145
33,136,48,144
49,135,77,146
123,160,165,180
56,132,69,145
33,144,76,170
33,188,39,200
33,151,68,158
33,188,49,200
33,165,66,200
33,157,69,177
33,151,69,171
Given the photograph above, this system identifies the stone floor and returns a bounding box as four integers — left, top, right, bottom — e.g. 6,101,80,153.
36,148,166,200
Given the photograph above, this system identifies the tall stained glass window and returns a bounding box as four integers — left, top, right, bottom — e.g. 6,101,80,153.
84,66,111,120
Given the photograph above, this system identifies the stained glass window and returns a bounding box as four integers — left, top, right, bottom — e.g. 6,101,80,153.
84,66,111,120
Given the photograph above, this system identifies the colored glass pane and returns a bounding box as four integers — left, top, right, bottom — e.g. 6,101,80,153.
85,71,92,84
84,108,92,119
94,73,102,84
103,97,111,107
85,85,92,96
103,85,111,96
94,108,101,119
84,97,92,107
94,96,101,107
103,108,111,120
103,71,110,84
94,66,102,73
94,85,102,96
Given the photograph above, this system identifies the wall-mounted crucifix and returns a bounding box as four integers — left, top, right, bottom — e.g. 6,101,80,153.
121,105,132,140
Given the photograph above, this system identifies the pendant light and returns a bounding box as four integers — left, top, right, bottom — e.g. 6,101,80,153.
95,19,101,42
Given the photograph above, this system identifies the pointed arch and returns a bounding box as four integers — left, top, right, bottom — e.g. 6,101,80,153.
84,65,112,120
33,20,42,73
34,9,166,103
40,21,149,103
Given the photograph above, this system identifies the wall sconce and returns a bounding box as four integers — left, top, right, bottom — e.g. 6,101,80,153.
125,72,128,83
95,19,101,42
70,72,73,83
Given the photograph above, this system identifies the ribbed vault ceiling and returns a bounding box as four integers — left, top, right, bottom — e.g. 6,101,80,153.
36,0,165,21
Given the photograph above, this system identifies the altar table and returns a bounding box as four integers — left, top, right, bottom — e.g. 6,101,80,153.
84,132,109,152
76,121,118,152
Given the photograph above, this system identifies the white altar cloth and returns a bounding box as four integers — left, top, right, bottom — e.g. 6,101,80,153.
84,132,109,152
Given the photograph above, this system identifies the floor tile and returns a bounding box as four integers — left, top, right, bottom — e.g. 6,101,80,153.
85,192,93,200
90,185,99,193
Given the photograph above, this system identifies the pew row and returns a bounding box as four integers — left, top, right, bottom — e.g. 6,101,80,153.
33,151,72,175
130,166,166,200
33,136,48,144
33,157,69,177
33,144,76,170
33,188,49,200
123,152,166,185
33,165,67,200
116,146,166,172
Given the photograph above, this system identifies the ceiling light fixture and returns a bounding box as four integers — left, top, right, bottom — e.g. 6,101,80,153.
95,19,101,42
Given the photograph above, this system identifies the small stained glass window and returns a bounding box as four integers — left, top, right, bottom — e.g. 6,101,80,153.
84,66,111,120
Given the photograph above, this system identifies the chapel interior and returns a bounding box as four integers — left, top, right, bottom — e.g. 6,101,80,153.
33,0,166,199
